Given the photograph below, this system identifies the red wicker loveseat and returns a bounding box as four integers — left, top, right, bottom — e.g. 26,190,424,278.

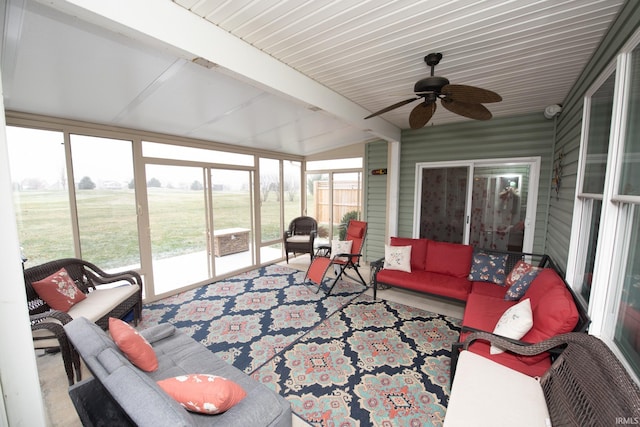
371,238,590,377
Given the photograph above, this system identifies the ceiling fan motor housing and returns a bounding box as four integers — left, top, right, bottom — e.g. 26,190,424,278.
414,76,450,93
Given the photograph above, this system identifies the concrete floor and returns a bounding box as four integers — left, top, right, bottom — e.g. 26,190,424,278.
36,256,464,426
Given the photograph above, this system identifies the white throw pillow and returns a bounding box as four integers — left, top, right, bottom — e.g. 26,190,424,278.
383,244,412,273
330,240,353,261
490,298,533,355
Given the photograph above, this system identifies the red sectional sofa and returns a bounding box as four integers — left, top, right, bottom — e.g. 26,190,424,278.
371,237,590,377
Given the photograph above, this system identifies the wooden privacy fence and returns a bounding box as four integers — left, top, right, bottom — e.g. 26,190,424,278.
313,180,361,224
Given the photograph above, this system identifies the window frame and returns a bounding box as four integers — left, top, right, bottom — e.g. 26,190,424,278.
569,28,640,383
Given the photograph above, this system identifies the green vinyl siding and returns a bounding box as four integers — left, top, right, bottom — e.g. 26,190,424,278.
363,139,388,262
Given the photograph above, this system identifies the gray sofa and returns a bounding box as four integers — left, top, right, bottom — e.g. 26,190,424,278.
64,317,292,427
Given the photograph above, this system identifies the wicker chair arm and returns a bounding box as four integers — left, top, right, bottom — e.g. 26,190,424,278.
32,319,69,337
30,310,73,325
86,271,141,287
462,330,570,356
81,260,142,288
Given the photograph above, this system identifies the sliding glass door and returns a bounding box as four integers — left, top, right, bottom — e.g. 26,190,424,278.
418,166,469,243
470,166,529,252
211,168,254,276
146,164,256,296
146,164,210,295
415,160,538,251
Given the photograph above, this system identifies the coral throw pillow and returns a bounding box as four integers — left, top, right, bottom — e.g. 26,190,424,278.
158,374,247,414
32,268,87,312
109,317,158,372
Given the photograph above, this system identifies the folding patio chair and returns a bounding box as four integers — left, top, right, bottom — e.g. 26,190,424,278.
303,220,368,294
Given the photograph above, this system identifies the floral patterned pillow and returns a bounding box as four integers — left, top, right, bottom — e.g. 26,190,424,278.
383,244,412,272
32,267,87,312
504,261,542,300
468,252,509,285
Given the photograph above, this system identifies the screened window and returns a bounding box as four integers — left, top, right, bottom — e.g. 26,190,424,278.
572,71,615,304
307,157,362,170
583,73,615,195
142,141,254,166
70,134,139,269
619,47,640,197
259,157,281,242
6,127,74,265
614,206,640,375
611,44,640,377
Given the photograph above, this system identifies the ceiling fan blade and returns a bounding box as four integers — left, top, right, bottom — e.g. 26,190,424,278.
364,97,419,119
441,99,492,120
441,84,502,103
409,101,437,129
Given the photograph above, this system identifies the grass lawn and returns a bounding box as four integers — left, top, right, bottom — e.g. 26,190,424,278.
15,189,299,269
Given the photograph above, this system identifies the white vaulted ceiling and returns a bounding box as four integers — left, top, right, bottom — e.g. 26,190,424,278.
1,0,625,156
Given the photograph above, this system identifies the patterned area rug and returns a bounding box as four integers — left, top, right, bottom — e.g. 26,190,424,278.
252,295,461,426
140,264,366,373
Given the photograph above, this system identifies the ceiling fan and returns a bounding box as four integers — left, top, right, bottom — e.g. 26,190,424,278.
364,53,502,129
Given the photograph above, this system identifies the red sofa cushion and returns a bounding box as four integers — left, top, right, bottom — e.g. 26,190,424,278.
390,237,428,271
462,293,515,332
461,292,553,377
376,269,471,301
517,268,579,365
470,281,509,299
466,341,552,378
424,240,473,278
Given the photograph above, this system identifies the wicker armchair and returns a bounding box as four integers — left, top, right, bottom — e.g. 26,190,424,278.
283,216,317,263
24,258,143,385
451,331,640,426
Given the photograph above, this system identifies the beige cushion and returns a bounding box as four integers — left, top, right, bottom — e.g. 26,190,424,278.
67,285,139,323
286,235,310,243
444,351,550,427
32,285,139,349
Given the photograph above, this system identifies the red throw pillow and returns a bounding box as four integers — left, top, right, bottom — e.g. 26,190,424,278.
31,268,87,312
157,374,247,414
109,317,158,372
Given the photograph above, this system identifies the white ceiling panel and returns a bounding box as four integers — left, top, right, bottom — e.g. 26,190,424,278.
1,0,626,156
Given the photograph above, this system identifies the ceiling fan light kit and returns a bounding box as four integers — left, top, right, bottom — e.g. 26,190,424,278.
364,52,502,129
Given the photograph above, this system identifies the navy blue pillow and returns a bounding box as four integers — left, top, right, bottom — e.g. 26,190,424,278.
468,252,508,285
